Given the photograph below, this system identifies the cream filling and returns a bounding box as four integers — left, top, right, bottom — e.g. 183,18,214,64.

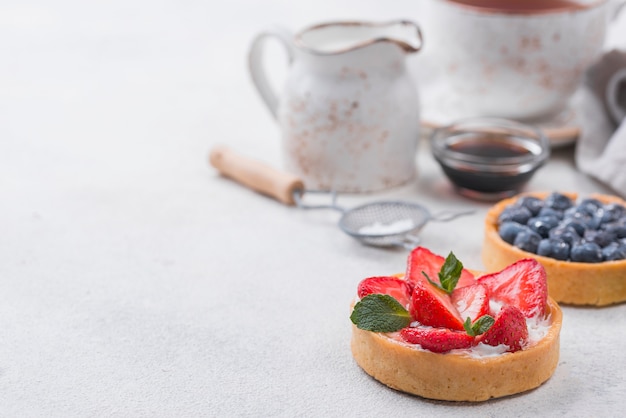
355,294,552,358
385,311,552,358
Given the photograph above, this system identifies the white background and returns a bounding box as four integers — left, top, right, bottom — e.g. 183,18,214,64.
1,1,625,416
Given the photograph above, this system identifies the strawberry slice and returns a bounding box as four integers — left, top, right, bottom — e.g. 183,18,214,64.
476,305,529,352
400,326,474,353
357,276,412,309
451,282,490,324
410,279,464,330
406,246,476,289
477,258,548,318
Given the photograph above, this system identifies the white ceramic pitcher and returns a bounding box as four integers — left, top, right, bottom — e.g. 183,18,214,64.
248,20,423,193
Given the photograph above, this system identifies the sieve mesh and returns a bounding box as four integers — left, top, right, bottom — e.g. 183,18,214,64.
338,201,430,248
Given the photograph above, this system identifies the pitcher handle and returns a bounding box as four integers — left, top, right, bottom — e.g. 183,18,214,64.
248,26,294,120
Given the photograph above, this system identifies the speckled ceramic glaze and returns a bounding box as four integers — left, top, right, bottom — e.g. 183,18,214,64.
248,21,422,192
420,0,611,120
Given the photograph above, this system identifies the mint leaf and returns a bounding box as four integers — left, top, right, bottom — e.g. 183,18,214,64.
438,252,463,293
463,315,495,337
463,317,473,335
421,251,464,294
350,294,412,332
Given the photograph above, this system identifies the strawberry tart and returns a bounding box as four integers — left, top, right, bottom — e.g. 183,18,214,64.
483,191,626,306
350,247,562,402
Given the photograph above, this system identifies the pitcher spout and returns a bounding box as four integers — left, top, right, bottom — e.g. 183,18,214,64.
294,20,423,55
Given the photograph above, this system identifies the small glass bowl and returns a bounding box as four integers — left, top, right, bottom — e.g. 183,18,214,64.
430,118,550,201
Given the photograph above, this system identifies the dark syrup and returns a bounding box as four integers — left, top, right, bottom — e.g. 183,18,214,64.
439,135,540,195
448,138,532,158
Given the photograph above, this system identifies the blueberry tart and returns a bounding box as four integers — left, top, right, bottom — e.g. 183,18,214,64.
483,192,626,306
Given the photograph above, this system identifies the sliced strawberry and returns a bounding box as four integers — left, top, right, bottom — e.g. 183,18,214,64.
476,305,529,352
477,258,548,318
400,326,474,353
406,246,476,289
357,276,412,309
410,279,464,330
451,282,490,324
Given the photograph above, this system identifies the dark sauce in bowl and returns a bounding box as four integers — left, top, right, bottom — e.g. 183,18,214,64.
448,137,533,158
431,119,550,200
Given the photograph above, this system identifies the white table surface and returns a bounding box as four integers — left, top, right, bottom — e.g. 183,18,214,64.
2,1,626,417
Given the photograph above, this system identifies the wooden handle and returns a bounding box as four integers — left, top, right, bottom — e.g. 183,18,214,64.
209,145,304,206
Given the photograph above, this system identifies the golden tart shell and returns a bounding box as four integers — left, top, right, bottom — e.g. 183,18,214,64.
482,192,626,306
350,298,561,402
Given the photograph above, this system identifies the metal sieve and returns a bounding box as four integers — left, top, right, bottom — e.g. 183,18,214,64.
210,145,473,249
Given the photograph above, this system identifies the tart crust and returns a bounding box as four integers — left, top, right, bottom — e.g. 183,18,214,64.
351,298,561,402
482,192,626,306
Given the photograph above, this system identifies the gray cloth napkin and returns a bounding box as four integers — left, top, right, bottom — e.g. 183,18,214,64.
575,49,626,198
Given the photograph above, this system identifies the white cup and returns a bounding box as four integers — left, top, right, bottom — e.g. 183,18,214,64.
420,0,617,120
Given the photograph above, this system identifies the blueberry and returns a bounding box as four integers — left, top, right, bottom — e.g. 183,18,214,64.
549,225,581,247
564,211,600,230
527,215,560,238
564,206,581,217
498,222,528,244
538,207,564,220
570,242,603,263
603,222,626,239
602,242,626,261
578,198,603,216
537,238,570,260
587,215,602,230
584,229,617,248
517,196,544,216
559,217,587,236
513,229,542,253
498,205,532,225
599,203,626,224
545,192,574,211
